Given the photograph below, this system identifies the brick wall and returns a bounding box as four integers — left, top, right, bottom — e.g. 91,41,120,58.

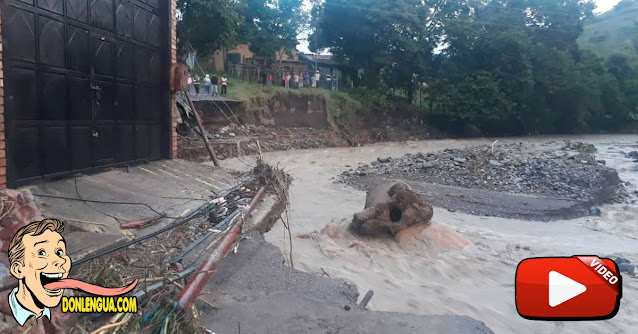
0,8,6,189
170,0,178,159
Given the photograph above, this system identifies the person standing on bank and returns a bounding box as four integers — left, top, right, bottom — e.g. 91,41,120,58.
211,74,219,96
203,74,212,95
284,72,291,88
303,72,310,88
220,75,229,96
293,73,300,88
194,75,201,95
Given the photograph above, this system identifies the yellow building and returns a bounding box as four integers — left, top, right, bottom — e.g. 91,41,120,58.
213,44,303,73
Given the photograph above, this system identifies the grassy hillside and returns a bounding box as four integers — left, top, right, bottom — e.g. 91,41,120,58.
578,0,638,58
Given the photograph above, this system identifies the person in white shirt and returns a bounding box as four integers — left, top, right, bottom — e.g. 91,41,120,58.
220,75,229,96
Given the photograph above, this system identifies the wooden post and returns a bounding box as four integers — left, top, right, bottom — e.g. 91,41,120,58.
185,93,220,166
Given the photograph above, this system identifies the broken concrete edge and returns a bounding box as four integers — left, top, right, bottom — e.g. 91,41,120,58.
248,192,289,233
175,186,267,310
202,230,494,334
205,183,495,333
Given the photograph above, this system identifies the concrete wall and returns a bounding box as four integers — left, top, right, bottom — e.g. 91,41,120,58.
269,93,328,129
0,10,5,189
195,93,328,130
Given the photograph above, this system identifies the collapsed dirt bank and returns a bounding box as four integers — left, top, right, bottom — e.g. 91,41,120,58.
201,232,493,333
178,127,348,162
338,142,627,220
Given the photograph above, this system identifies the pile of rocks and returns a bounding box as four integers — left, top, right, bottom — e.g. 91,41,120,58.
339,143,620,202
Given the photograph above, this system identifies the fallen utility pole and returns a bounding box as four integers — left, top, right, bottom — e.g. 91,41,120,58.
184,92,220,166
175,186,266,310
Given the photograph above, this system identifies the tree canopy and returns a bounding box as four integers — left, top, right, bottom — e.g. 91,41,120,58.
177,0,306,59
311,0,638,135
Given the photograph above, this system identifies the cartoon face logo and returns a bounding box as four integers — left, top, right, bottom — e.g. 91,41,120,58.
9,220,70,309
7,219,137,326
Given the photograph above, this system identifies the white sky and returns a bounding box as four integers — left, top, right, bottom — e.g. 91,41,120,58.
594,0,623,13
297,0,624,53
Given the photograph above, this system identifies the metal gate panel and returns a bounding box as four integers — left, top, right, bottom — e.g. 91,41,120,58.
117,42,135,78
4,6,36,62
2,0,170,187
66,0,88,22
67,25,91,71
90,0,113,30
39,0,64,15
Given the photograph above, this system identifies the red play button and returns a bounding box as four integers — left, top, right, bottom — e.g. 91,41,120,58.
516,256,622,320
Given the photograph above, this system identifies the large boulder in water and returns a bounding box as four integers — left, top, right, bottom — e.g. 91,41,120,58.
350,182,433,237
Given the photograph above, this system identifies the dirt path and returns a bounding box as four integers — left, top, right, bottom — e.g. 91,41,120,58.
223,134,638,334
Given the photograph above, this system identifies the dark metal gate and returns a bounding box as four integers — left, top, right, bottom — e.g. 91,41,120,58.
1,0,170,187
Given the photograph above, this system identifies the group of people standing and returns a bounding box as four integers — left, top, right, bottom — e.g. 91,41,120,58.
281,71,321,88
188,74,229,96
263,71,322,88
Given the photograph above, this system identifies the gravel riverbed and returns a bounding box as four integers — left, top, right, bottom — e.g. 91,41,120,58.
338,142,625,203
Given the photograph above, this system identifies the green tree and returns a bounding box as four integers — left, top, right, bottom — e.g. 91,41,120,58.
176,0,242,56
240,0,307,59
310,0,636,135
311,0,448,101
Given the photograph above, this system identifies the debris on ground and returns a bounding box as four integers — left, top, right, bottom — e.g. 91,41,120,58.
0,189,42,254
339,143,624,202
350,182,433,237
563,141,597,154
61,183,256,333
0,176,271,334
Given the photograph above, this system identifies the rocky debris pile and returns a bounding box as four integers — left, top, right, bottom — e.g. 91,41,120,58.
340,143,622,202
350,183,433,237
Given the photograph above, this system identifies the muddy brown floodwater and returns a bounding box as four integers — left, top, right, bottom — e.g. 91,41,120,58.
223,135,638,334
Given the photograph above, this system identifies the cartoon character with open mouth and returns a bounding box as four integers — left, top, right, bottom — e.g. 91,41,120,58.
7,218,137,326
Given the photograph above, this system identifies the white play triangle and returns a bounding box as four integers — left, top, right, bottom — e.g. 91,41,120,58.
549,271,587,307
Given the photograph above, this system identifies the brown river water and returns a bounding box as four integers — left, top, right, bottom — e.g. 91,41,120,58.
224,135,638,334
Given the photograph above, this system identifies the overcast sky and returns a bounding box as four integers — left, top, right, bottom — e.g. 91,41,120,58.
297,0,624,53
594,0,623,12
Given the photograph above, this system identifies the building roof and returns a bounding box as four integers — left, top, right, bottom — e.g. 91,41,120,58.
303,54,336,64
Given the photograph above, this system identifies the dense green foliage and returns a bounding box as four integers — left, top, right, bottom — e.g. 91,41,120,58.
311,0,638,135
177,0,306,59
240,0,306,59
176,0,242,55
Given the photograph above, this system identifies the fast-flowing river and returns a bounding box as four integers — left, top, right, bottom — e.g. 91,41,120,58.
226,134,638,334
